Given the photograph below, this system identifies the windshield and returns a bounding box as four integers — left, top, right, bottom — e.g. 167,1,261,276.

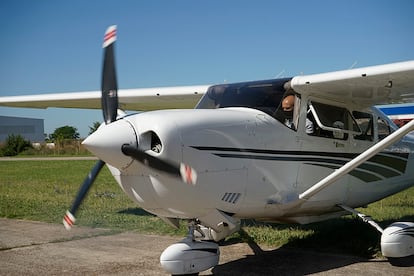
196,78,291,116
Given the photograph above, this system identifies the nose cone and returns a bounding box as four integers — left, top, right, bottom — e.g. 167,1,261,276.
83,119,137,169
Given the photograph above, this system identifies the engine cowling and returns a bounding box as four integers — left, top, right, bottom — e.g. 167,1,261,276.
381,222,414,258
160,237,220,275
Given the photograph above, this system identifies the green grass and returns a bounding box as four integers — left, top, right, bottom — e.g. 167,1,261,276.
1,159,413,258
0,160,186,236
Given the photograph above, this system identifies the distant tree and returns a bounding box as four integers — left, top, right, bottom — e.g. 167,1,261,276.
88,121,102,135
0,134,32,156
50,126,80,141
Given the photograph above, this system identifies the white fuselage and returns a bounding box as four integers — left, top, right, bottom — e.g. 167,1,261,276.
95,106,414,226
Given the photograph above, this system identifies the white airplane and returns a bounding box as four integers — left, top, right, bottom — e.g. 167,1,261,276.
1,26,414,275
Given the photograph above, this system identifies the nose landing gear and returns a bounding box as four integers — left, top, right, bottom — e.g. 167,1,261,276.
160,221,220,275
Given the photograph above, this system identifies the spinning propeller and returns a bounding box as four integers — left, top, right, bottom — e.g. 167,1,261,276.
63,25,118,230
63,26,196,230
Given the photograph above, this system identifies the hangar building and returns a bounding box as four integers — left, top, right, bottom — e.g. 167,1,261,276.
0,115,44,143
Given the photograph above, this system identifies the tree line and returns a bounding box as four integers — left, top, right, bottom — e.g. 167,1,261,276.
0,122,101,157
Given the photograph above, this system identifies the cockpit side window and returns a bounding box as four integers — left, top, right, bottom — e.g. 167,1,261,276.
308,101,361,140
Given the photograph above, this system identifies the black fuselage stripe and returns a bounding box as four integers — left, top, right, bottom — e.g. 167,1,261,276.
367,154,407,173
357,162,400,178
215,153,401,179
191,146,409,159
215,153,345,164
191,146,408,179
307,163,383,182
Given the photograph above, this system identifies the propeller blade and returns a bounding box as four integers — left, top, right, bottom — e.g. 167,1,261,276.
101,25,118,124
121,144,197,185
63,160,105,230
63,26,119,230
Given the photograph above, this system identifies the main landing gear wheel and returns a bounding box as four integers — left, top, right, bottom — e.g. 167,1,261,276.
339,205,414,262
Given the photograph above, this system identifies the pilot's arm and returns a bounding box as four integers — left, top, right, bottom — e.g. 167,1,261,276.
306,118,314,134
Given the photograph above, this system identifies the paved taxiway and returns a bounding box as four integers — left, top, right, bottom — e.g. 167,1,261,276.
1,218,413,275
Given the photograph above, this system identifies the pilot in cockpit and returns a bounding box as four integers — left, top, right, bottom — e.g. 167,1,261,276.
279,92,314,134
281,94,296,129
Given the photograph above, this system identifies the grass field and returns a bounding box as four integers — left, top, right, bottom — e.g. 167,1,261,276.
1,159,413,258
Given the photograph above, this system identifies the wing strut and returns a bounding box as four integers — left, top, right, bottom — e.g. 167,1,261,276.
299,119,414,201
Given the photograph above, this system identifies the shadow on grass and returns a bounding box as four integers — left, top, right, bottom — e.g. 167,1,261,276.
117,207,154,217
214,215,414,275
116,207,188,236
228,214,414,258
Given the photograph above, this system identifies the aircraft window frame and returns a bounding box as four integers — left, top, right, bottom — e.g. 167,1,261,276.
377,118,391,140
308,101,362,140
352,111,374,141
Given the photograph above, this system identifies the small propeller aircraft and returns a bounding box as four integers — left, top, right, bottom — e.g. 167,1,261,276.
1,26,414,275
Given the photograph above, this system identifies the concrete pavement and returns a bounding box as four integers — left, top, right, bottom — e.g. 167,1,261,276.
1,218,413,275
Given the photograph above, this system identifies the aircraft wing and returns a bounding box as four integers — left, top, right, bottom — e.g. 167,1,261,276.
290,60,414,106
0,85,210,111
2,60,414,110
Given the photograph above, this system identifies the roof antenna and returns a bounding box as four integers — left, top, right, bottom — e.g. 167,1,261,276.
275,69,285,78
349,61,358,69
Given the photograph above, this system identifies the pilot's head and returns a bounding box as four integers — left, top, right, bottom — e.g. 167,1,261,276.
282,95,295,112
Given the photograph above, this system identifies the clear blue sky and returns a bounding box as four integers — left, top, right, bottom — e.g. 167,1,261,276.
1,0,413,137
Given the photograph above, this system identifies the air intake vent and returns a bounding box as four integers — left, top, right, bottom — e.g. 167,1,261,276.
221,193,241,204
